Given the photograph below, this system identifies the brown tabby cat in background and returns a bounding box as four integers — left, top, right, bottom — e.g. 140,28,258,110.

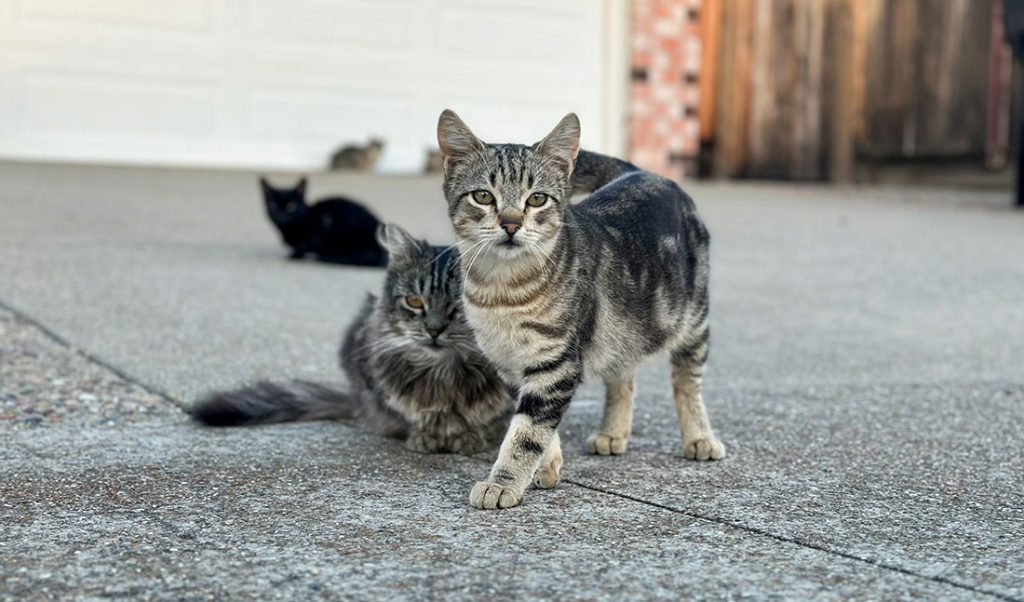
330,138,385,171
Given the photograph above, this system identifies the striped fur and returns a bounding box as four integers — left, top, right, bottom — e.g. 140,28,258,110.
438,110,725,509
191,224,513,454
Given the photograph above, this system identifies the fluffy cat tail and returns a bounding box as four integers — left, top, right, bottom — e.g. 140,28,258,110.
190,380,359,427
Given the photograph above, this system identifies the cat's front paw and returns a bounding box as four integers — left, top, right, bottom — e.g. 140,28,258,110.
682,436,726,461
469,481,522,509
447,431,486,455
586,432,629,455
406,432,443,454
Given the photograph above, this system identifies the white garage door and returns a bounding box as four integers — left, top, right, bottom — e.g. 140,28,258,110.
0,0,625,172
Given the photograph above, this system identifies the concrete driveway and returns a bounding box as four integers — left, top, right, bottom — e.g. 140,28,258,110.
2,162,1022,600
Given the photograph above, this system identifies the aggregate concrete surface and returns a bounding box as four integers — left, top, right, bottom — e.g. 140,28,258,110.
1,162,1022,601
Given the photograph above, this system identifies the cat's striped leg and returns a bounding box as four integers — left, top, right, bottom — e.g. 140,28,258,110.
670,328,725,461
469,363,581,509
587,372,635,455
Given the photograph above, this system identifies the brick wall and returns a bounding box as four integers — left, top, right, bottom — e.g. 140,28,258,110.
629,0,703,180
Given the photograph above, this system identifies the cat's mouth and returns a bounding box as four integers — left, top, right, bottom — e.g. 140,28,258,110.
492,239,530,258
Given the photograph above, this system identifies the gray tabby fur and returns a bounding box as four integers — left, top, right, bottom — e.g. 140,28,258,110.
190,224,513,454
437,110,725,509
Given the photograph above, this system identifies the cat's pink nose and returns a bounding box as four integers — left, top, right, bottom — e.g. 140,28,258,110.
501,221,521,237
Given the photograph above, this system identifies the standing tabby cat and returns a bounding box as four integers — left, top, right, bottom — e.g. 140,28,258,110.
437,110,725,510
191,224,515,455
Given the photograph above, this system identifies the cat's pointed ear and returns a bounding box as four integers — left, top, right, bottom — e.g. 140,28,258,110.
259,177,271,191
376,223,421,268
295,177,308,196
437,109,484,173
534,113,580,176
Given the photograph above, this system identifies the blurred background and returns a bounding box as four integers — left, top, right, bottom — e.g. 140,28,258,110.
0,0,1016,190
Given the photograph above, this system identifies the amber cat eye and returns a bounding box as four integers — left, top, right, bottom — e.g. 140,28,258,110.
404,296,425,309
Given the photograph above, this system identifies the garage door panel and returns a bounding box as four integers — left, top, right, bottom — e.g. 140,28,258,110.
244,0,413,51
22,73,218,136
246,86,414,142
437,4,596,63
0,0,613,170
18,0,215,34
449,0,592,18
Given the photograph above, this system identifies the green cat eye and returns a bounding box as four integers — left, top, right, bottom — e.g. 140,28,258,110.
526,192,549,207
471,190,495,205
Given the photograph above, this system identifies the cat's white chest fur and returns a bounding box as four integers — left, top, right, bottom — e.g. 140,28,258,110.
464,304,532,376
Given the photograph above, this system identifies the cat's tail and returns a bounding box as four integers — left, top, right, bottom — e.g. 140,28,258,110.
190,380,359,427
571,150,640,194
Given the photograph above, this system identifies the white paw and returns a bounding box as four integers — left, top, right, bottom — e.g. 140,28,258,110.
682,436,726,461
534,458,562,489
469,481,523,510
586,432,629,455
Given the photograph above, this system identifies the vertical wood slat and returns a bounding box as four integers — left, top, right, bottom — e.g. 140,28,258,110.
698,0,722,143
986,0,1013,168
713,0,754,177
746,0,828,180
827,0,855,182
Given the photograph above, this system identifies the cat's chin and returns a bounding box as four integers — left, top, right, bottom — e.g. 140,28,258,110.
489,240,531,259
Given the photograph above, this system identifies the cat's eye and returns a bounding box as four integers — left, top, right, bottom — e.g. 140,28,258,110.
286,202,298,211
471,190,495,205
404,296,425,310
526,193,549,208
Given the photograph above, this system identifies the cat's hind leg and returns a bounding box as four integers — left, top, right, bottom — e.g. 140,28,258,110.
670,328,725,461
586,372,635,455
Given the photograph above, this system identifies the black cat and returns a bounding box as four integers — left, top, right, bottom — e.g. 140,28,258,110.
260,177,387,266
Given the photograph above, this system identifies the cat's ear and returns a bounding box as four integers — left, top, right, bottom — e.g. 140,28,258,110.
295,177,307,196
376,223,421,268
437,109,485,173
534,113,580,177
259,177,272,191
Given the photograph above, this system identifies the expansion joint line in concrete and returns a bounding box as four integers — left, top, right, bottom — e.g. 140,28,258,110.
564,479,1020,602
4,294,1019,601
0,298,186,411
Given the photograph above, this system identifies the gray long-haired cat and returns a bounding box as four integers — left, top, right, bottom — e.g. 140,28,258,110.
190,224,514,455
437,110,725,509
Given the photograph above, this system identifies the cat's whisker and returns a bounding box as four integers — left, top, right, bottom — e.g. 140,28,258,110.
464,239,493,277
455,238,487,261
525,240,546,273
525,238,557,274
355,336,412,355
428,243,459,266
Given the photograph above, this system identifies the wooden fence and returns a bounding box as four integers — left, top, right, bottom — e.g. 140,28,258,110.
700,0,1007,181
